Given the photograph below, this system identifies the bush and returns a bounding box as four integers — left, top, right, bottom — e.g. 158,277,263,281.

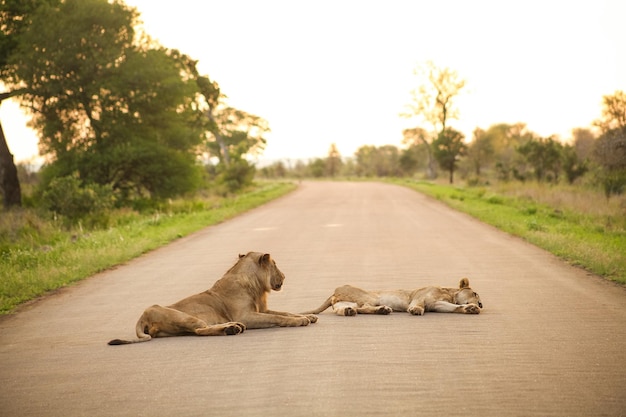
598,169,626,200
40,174,116,225
218,160,256,193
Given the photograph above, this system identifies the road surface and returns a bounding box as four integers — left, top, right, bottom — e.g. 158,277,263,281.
1,181,625,417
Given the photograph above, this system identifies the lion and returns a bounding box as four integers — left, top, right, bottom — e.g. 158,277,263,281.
108,252,317,345
302,278,482,316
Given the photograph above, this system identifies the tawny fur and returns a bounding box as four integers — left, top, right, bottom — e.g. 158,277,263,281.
302,278,482,317
108,252,317,345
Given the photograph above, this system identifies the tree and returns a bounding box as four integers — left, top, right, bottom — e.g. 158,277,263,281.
432,127,466,183
401,61,466,179
185,58,269,191
398,143,426,176
594,90,626,134
561,143,588,184
402,127,435,178
185,58,270,168
516,137,563,182
5,0,204,201
325,143,342,177
0,105,21,208
354,145,402,177
0,0,60,208
207,107,269,191
571,128,595,161
593,91,626,199
466,127,495,178
209,107,269,164
476,123,535,181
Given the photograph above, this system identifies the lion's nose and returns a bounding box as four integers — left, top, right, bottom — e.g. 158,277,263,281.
478,301,483,308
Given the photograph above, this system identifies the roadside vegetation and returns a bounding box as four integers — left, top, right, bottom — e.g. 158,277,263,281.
0,181,295,314
393,180,626,285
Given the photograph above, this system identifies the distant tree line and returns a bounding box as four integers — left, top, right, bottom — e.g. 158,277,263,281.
259,90,626,200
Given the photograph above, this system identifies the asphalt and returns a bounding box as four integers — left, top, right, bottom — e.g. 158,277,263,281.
1,181,625,417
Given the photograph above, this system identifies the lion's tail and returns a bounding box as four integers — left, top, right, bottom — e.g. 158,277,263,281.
301,295,334,315
107,317,152,345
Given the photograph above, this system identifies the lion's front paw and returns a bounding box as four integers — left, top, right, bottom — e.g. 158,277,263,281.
298,316,312,326
377,306,392,315
463,304,481,314
225,322,246,335
408,306,424,316
305,314,318,323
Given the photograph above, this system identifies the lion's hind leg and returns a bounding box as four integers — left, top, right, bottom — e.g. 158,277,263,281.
356,304,392,315
332,301,358,316
332,302,391,316
144,305,244,337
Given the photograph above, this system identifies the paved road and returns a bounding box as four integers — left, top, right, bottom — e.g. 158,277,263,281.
1,181,625,417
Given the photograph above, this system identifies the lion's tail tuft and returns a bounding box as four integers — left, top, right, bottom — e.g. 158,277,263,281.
107,334,151,345
108,338,132,345
301,295,334,315
107,317,152,345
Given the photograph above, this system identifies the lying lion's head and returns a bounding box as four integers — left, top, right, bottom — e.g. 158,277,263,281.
239,252,286,292
262,253,286,291
454,277,483,309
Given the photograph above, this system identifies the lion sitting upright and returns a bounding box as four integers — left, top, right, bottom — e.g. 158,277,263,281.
109,252,317,345
303,278,482,317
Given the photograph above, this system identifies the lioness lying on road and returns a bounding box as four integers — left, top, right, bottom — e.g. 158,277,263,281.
303,278,482,316
108,252,317,345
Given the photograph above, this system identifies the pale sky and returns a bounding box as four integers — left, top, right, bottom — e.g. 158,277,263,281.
2,0,625,165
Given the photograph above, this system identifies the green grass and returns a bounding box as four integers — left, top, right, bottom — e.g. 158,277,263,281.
392,179,626,285
0,181,296,314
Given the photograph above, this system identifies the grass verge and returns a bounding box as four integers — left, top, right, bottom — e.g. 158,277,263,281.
392,179,626,285
0,181,296,314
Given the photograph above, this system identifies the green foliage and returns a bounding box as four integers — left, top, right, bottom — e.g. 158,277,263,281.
217,159,256,193
40,174,115,225
0,0,61,72
4,0,204,203
432,127,466,183
516,137,563,182
597,169,626,200
590,91,626,199
561,144,588,184
355,145,404,177
0,181,296,314
394,179,626,285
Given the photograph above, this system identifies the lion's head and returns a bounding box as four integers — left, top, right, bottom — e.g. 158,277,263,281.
238,252,286,292
454,277,483,308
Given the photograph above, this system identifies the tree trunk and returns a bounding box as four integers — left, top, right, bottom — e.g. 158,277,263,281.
0,120,22,208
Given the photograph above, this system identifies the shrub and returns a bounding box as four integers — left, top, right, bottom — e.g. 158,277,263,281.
218,160,256,193
40,174,116,225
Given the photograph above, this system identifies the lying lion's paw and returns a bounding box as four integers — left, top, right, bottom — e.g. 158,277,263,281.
408,306,424,316
306,314,318,323
343,307,357,316
224,322,245,335
464,304,481,314
377,306,392,315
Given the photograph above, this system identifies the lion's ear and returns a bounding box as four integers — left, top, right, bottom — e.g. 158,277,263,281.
459,277,470,289
259,253,271,265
